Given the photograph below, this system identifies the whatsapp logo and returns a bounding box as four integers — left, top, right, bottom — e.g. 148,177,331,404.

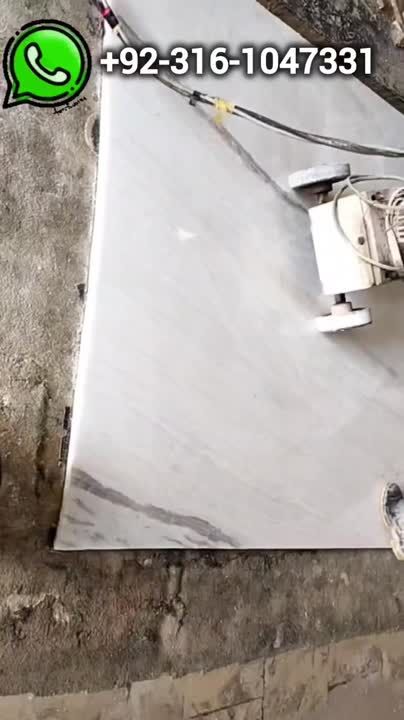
3,20,91,109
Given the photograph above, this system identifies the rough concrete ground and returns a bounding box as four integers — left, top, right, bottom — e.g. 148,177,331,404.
2,548,404,696
3,0,404,702
3,630,404,718
0,0,101,544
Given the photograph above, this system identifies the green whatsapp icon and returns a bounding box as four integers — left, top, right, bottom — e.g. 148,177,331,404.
3,20,91,109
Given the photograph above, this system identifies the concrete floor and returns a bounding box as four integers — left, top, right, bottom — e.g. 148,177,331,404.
2,631,404,718
3,0,404,703
0,0,100,545
307,683,404,720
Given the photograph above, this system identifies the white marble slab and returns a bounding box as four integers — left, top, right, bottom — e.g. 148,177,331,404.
56,0,404,549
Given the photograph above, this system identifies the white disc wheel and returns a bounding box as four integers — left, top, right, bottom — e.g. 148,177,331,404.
316,303,372,333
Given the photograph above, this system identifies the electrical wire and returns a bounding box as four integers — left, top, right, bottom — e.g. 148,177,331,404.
93,0,404,159
230,105,404,158
386,186,404,243
332,175,404,273
93,0,195,98
200,98,404,157
93,1,404,276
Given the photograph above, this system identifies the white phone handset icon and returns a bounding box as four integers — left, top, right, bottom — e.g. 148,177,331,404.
25,43,70,85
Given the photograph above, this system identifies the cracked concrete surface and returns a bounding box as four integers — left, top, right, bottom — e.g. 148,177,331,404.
0,0,100,544
2,549,404,696
4,0,404,703
3,631,404,718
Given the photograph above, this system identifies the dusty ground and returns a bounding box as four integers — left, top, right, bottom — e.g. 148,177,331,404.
2,0,404,701
3,631,404,718
0,0,100,545
2,548,404,696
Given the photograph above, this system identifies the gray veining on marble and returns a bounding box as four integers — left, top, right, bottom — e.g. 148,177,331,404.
56,0,404,549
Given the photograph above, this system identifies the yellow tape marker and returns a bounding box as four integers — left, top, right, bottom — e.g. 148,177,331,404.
214,98,235,125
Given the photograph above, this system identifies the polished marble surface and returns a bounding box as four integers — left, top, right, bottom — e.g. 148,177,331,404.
56,0,404,549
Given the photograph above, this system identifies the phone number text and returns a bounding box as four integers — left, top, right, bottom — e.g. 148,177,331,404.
100,46,373,76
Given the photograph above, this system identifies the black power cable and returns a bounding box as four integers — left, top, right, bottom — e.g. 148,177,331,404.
93,0,404,159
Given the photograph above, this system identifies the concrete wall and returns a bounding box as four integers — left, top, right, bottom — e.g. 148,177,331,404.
2,0,404,699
